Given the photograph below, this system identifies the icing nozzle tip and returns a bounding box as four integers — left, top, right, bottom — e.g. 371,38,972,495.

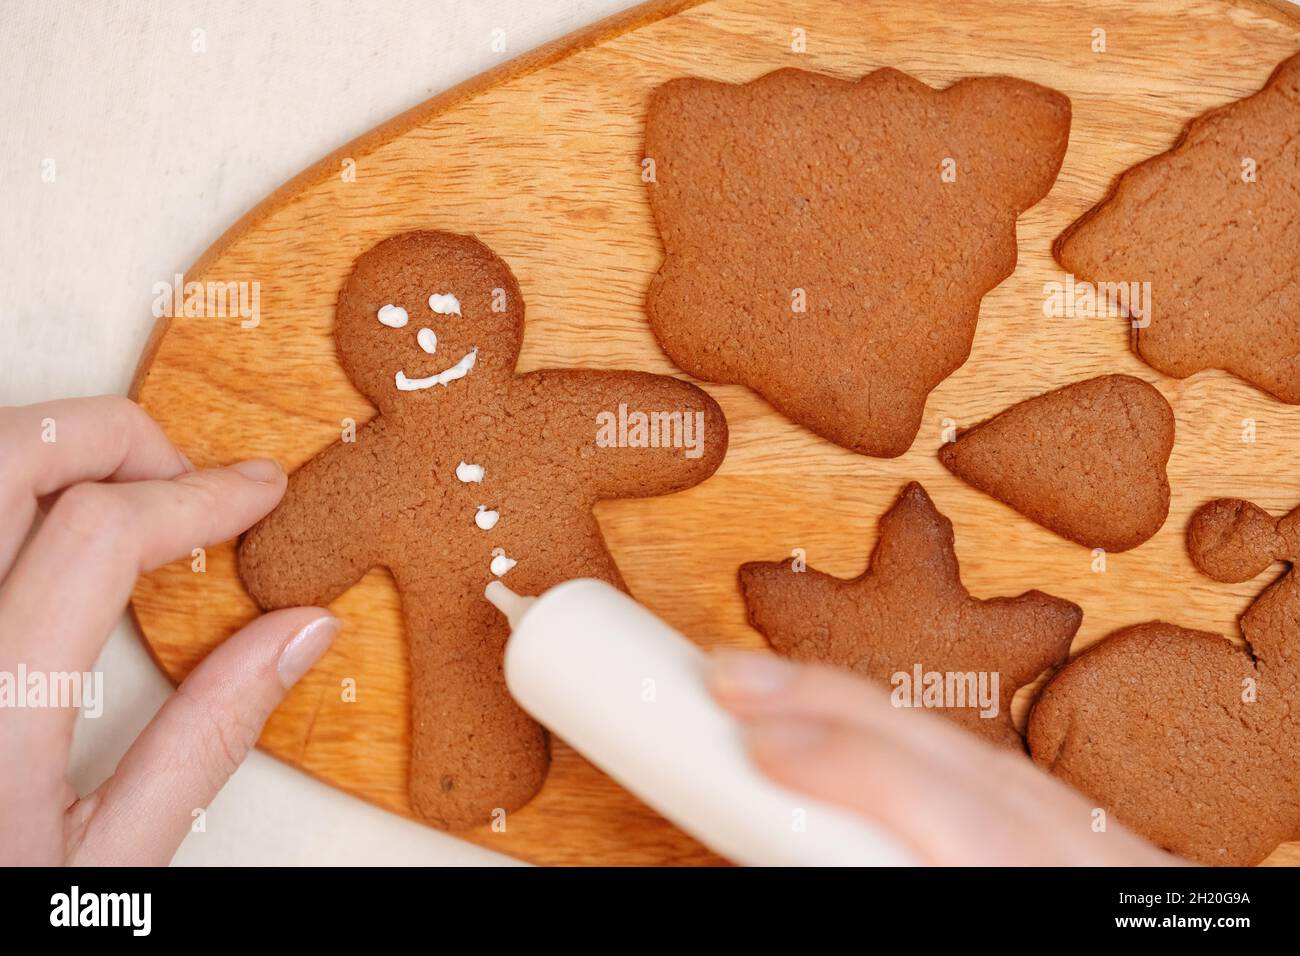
485,580,535,629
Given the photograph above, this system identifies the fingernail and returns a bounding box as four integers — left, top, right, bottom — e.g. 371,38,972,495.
177,450,195,472
749,718,829,756
277,616,341,688
712,650,798,697
231,458,284,483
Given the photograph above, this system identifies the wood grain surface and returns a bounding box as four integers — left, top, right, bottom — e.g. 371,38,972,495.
130,0,1300,866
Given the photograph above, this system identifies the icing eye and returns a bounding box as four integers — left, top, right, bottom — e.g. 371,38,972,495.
428,293,461,316
456,461,485,483
378,304,408,328
417,328,438,354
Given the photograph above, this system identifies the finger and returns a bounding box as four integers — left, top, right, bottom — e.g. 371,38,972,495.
748,715,1178,866
718,655,1179,865
710,650,978,770
746,716,1023,865
0,460,285,779
0,458,284,669
67,609,339,866
0,397,192,578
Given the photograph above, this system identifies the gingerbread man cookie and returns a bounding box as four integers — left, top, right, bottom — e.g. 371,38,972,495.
645,67,1071,457
238,231,728,829
740,483,1081,748
1028,497,1300,865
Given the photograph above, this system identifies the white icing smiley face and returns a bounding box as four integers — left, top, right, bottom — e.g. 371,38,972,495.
376,293,477,391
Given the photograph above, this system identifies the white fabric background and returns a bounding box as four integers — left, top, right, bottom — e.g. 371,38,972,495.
1,0,637,867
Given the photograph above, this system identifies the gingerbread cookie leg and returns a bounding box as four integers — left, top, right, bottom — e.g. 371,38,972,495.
396,505,633,827
396,574,549,829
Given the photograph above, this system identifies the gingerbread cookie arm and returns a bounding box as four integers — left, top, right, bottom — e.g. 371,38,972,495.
238,428,387,609
944,76,1072,214
1238,571,1300,678
960,593,1082,691
516,369,728,500
739,563,843,660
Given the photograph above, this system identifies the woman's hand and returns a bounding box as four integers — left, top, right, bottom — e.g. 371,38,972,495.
711,649,1181,866
0,396,338,865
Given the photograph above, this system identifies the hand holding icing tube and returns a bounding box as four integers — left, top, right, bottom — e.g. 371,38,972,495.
487,579,1181,867
486,578,915,866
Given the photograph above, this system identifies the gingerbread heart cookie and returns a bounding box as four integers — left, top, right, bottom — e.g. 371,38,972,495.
644,66,1071,457
739,482,1081,748
1056,51,1300,403
938,374,1174,552
1028,496,1300,865
238,231,728,829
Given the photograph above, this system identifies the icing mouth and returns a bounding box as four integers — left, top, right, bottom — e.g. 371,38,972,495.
395,347,478,391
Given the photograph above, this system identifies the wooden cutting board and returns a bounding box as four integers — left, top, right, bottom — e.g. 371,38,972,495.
130,0,1300,866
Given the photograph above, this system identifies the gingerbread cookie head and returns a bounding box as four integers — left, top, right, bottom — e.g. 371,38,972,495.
334,231,525,416
1186,498,1287,583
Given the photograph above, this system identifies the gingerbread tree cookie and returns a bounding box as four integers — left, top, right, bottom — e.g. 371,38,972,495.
938,374,1175,552
1028,497,1300,865
645,67,1071,457
739,483,1081,748
238,231,728,829
1056,52,1300,403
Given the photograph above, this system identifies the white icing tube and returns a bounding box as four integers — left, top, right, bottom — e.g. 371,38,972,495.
489,578,915,866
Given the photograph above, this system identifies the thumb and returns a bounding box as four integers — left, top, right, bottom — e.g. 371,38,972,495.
68,608,340,865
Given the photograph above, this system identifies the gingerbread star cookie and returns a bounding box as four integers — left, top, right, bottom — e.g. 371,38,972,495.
238,230,728,829
1028,497,1300,865
938,374,1175,552
1056,51,1300,403
645,66,1071,457
739,483,1081,748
